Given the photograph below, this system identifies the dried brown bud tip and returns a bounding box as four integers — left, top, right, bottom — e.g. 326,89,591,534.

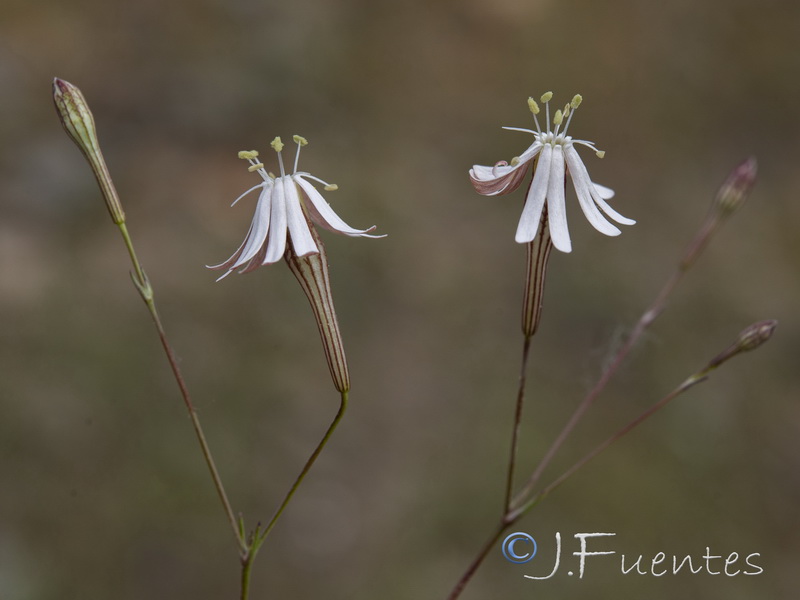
715,156,757,216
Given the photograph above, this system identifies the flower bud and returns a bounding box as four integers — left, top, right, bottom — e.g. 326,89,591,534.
707,319,777,369
715,156,757,216
53,78,125,224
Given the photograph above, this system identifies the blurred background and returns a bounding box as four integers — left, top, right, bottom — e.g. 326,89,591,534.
1,0,798,598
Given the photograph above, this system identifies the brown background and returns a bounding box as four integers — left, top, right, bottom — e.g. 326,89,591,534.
1,0,798,598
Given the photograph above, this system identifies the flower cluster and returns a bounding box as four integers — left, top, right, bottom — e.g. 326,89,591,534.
210,136,382,279
470,92,635,252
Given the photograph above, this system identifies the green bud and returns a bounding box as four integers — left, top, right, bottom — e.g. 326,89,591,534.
53,78,125,224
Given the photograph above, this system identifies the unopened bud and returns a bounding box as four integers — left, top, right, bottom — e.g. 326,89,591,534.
707,319,777,369
715,156,757,215
53,78,125,224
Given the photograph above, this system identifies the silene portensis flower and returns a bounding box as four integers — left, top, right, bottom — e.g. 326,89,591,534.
210,135,382,280
469,92,635,253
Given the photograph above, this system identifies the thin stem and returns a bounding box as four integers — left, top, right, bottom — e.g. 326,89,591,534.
511,266,685,509
446,520,511,600
118,223,247,555
511,372,708,520
260,390,349,542
504,335,532,511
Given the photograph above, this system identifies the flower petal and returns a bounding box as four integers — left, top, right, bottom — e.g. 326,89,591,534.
545,145,572,253
209,183,273,277
284,178,318,257
515,144,552,244
294,175,382,238
591,189,636,226
469,143,541,196
564,146,621,237
593,183,615,200
263,177,288,264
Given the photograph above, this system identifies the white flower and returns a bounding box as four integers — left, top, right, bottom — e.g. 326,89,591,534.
469,92,635,253
210,135,382,280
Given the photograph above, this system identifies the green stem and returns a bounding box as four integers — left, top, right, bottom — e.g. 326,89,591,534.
260,390,349,542
118,222,247,556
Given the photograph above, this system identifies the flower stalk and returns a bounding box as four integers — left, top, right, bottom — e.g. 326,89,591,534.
53,78,246,559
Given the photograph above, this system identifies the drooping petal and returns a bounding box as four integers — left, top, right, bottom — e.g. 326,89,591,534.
564,146,621,237
593,183,615,200
515,144,552,243
545,145,571,253
565,145,635,227
209,183,273,276
294,175,382,238
284,178,319,257
591,189,636,226
263,177,288,264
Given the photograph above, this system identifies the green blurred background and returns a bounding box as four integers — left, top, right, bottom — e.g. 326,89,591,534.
1,0,798,598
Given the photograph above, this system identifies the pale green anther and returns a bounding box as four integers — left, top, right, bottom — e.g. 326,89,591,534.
540,91,553,103
596,150,606,159
270,137,284,152
563,103,571,118
553,109,563,126
52,78,125,224
268,172,276,179
293,135,308,146
571,94,583,109
527,97,540,115
238,150,259,160
248,163,264,172
510,156,521,166
324,184,339,191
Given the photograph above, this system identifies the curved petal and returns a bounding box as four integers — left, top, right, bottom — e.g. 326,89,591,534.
593,183,615,200
515,144,552,243
469,143,541,196
209,184,273,276
294,175,382,238
284,178,318,257
263,177,288,264
565,146,635,227
545,145,571,253
564,146,621,237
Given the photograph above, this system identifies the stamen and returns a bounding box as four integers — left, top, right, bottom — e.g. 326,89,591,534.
292,135,307,174
238,150,259,160
527,97,542,133
324,184,338,191
247,163,264,172
269,137,284,152
271,136,286,176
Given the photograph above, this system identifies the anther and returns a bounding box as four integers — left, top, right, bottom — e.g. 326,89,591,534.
270,137,284,152
247,163,264,172
238,150,259,160
527,97,540,115
293,135,308,146
540,91,553,103
324,184,338,191
571,94,583,109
